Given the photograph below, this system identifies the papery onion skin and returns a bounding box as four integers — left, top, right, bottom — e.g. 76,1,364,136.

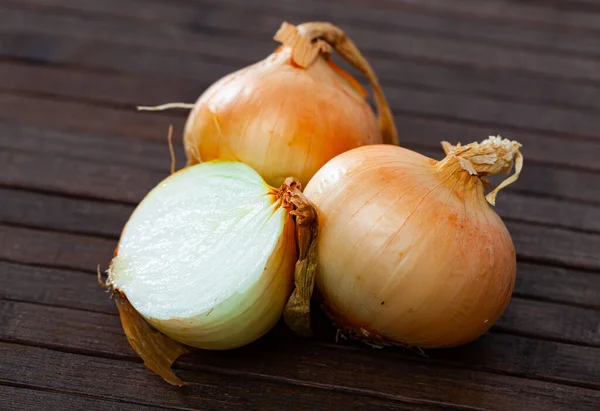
303,141,520,348
183,47,380,188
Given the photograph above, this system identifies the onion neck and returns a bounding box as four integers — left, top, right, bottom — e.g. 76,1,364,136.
436,136,523,206
273,21,398,146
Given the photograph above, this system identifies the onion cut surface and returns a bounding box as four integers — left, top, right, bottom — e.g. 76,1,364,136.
303,136,523,348
105,161,318,385
109,162,297,349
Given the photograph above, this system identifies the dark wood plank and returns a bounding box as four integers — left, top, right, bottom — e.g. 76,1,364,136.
1,303,599,410
3,9,600,142
0,342,459,411
3,174,600,272
3,113,600,236
0,61,195,110
4,252,598,320
0,122,180,172
2,96,600,208
0,188,129,238
2,222,599,345
386,88,600,143
336,0,600,35
1,148,166,203
2,261,598,389
513,262,600,308
496,298,600,346
0,225,115,272
3,62,600,176
495,194,600,235
0,3,600,83
4,0,600,85
3,179,599,247
3,147,600,272
395,116,600,175
0,386,166,411
5,25,600,118
12,0,600,57
0,93,183,144
505,221,600,270
0,262,116,314
1,118,599,236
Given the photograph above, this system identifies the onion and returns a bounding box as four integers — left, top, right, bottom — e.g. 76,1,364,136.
102,161,317,385
303,136,523,348
181,21,398,187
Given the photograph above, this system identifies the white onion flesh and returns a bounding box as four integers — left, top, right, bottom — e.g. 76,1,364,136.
109,162,296,349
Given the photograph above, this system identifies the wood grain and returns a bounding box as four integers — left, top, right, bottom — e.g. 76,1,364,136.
2,7,600,143
0,386,167,411
2,261,598,390
2,61,600,175
1,305,600,410
330,0,600,34
11,0,600,57
0,225,116,272
0,342,460,411
2,0,599,408
1,98,599,207
2,179,599,272
0,188,130,237
2,233,599,345
4,2,600,85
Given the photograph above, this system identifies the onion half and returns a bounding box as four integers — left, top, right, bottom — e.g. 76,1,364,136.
303,136,523,348
104,161,317,384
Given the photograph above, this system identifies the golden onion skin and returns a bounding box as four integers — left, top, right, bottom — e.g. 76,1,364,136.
303,144,517,348
183,46,381,188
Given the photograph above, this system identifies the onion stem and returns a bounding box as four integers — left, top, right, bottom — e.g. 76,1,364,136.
275,21,399,146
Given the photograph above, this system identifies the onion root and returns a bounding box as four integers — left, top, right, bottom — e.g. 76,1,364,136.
98,265,192,386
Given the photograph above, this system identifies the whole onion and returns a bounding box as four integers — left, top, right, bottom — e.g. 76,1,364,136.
182,21,398,187
303,136,523,348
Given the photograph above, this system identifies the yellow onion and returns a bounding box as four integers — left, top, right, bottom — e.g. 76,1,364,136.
303,136,523,348
103,161,317,385
182,21,398,187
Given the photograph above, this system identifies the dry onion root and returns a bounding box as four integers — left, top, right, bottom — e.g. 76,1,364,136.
101,161,317,385
303,136,523,348
140,21,398,187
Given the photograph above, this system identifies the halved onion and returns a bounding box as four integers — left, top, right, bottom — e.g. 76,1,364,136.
105,161,317,384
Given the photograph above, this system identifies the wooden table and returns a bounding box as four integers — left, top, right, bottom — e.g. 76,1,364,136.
1,0,599,409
